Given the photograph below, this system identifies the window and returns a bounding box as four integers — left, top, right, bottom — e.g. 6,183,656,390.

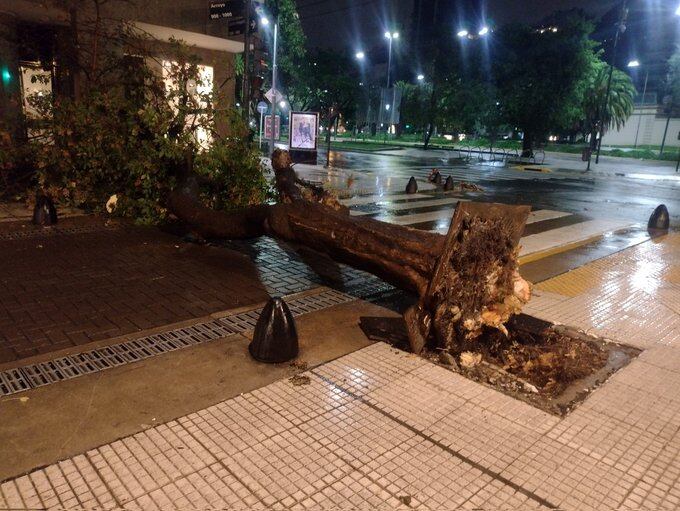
19,62,52,117
162,61,214,149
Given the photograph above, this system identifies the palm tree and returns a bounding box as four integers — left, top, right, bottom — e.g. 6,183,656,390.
582,62,636,148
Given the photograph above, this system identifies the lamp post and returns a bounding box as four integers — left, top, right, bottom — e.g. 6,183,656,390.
594,0,628,165
660,5,680,155
269,8,279,156
355,51,367,139
627,59,649,149
384,31,399,88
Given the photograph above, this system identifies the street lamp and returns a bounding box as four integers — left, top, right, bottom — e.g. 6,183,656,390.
457,29,469,38
417,74,425,81
355,51,365,60
478,26,489,36
384,31,399,88
592,0,628,167
627,59,648,149
259,16,270,26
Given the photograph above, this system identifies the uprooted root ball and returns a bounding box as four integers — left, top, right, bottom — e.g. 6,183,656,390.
431,216,530,351
469,321,609,397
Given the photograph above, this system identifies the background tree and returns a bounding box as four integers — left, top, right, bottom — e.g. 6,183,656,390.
3,8,266,223
289,49,360,145
581,61,636,149
264,0,307,102
395,81,430,134
493,13,597,155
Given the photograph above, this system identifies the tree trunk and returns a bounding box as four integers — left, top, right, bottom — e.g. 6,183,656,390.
521,132,533,157
423,123,434,150
169,150,532,355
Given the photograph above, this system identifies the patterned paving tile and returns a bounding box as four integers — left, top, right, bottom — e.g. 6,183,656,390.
579,381,680,441
546,407,670,475
313,342,427,396
501,437,637,510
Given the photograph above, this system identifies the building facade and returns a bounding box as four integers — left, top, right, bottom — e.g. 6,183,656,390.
0,0,245,143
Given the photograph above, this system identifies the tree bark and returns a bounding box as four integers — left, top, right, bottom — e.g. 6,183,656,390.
521,132,533,157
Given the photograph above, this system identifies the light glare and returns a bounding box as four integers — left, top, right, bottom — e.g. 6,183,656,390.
457,29,469,38
478,26,489,36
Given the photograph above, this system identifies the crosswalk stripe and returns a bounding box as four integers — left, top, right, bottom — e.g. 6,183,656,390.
340,190,627,262
519,219,634,257
349,197,464,216
341,193,433,207
374,206,469,226
527,209,571,223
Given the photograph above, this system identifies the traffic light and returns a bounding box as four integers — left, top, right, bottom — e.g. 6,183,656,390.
1,66,11,88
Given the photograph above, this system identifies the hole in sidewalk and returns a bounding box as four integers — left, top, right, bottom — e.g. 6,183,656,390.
360,313,640,416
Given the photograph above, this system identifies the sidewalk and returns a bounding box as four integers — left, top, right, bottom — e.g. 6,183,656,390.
0,216,270,364
2,233,680,509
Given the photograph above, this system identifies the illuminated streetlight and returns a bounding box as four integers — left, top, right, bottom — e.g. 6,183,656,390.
627,58,649,149
384,30,400,87
457,29,469,38
260,16,269,26
279,100,286,109
478,26,489,36
417,74,425,81
355,51,365,60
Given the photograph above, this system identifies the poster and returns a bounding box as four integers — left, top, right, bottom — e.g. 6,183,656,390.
264,115,280,140
289,112,319,151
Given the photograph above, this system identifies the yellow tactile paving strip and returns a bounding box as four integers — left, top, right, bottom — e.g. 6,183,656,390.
536,232,679,298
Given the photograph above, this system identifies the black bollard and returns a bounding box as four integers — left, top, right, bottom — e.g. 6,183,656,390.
433,171,442,185
249,297,299,363
648,204,670,232
405,177,418,194
444,176,455,191
32,195,57,226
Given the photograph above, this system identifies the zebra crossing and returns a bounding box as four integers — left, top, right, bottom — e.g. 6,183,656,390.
292,161,569,199
339,192,635,261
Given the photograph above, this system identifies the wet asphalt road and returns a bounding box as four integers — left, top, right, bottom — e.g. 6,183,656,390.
318,149,680,227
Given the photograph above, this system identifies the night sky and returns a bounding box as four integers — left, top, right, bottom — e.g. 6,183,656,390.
296,0,677,94
296,0,619,52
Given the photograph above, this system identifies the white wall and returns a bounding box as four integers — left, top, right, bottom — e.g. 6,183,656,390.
602,106,680,148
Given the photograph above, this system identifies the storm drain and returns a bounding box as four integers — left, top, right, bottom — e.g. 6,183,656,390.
0,289,355,397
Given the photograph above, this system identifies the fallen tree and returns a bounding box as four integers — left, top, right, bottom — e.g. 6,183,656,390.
169,149,532,355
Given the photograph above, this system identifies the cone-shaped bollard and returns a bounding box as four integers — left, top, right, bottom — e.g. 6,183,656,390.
405,177,418,194
433,171,442,185
32,195,57,226
249,297,299,363
648,204,670,231
444,176,455,191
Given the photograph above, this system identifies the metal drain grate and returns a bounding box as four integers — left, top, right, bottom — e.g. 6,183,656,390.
217,289,355,332
0,289,355,396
